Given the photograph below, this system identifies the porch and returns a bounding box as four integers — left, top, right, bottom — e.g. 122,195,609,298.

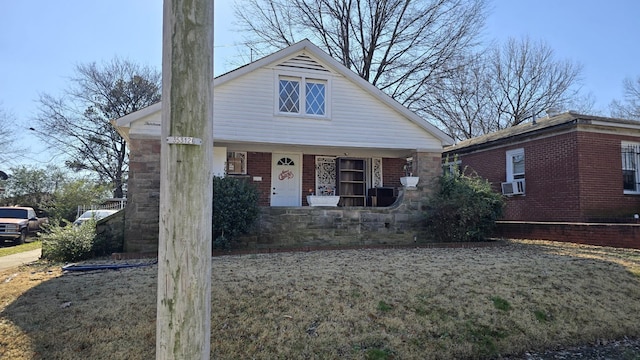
122,148,442,253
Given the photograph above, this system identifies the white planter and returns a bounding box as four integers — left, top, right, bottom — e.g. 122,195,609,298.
400,176,419,188
307,195,340,207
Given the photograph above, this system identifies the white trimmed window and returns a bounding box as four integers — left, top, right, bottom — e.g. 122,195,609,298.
442,159,462,175
502,148,526,196
506,148,525,181
278,74,328,117
622,142,640,193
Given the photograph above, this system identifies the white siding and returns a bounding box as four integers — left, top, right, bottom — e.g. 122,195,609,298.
213,64,442,150
129,111,162,139
127,51,443,151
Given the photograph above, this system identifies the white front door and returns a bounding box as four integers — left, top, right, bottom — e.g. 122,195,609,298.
271,153,301,206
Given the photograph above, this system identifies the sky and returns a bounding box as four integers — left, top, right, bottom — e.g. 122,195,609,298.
0,0,638,166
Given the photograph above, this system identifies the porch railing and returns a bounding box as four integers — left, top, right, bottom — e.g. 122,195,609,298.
77,198,127,218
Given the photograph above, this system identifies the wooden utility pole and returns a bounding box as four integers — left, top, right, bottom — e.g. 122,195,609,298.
156,0,213,359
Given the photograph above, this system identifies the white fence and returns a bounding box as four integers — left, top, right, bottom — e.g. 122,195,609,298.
76,199,127,218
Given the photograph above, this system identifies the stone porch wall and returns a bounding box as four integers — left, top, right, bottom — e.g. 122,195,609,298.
95,209,125,255
236,187,430,249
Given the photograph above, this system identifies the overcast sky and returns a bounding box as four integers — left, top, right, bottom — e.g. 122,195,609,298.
1,0,638,165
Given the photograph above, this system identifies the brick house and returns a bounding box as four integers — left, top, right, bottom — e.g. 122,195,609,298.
443,111,640,223
112,40,453,252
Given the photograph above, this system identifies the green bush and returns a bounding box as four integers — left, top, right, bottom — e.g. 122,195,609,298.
425,167,504,242
213,176,260,249
41,220,97,262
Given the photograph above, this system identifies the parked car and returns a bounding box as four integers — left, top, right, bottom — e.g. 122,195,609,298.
73,209,118,226
0,206,48,244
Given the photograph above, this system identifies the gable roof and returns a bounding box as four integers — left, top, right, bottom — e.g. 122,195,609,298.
445,111,640,153
113,39,453,147
216,39,453,145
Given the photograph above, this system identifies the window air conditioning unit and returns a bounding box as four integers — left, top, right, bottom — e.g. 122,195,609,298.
501,179,525,196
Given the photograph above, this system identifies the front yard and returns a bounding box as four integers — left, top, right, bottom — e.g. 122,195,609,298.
1,240,640,359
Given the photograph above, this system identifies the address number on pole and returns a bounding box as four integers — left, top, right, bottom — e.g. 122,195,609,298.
166,136,202,145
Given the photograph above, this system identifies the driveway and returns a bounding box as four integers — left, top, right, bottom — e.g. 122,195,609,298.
0,248,42,271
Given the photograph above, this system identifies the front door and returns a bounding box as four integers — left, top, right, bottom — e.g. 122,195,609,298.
271,153,301,206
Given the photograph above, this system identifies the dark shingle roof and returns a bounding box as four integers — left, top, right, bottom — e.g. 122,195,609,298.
444,111,640,153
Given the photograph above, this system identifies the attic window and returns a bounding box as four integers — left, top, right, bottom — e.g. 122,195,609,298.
305,80,325,115
277,74,328,117
279,78,300,113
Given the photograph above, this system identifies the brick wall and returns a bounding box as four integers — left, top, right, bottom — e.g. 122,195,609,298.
494,221,640,249
447,129,640,222
245,152,272,206
383,158,405,189
519,132,581,221
576,132,640,219
450,132,582,221
302,155,316,205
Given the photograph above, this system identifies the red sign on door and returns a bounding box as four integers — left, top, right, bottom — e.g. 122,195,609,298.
278,169,294,181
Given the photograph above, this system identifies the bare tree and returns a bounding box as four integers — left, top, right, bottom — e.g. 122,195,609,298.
423,54,495,141
0,104,21,164
610,76,640,120
427,37,584,140
33,58,161,198
564,92,597,116
487,37,583,128
235,0,488,107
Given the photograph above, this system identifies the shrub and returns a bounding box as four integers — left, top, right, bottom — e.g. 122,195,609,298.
41,220,96,262
213,176,260,249
425,167,504,242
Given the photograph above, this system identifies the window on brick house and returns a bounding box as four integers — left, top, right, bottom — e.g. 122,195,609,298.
506,148,525,181
502,148,525,195
278,74,328,117
622,142,640,193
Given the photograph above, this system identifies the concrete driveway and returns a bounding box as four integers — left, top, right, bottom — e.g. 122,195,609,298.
0,248,42,271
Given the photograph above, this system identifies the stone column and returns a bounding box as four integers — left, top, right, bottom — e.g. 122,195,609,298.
411,151,442,197
124,138,161,253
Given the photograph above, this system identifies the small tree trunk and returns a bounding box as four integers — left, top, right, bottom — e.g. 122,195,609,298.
156,0,213,359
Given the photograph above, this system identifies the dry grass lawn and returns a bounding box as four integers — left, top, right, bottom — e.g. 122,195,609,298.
1,240,640,359
0,241,42,257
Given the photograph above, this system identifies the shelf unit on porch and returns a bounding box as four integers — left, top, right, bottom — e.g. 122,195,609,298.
336,158,367,206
